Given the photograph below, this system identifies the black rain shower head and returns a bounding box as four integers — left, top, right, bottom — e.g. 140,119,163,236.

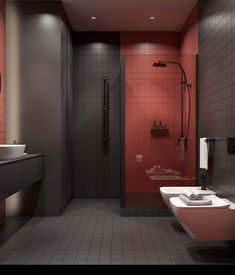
153,60,191,89
152,61,167,68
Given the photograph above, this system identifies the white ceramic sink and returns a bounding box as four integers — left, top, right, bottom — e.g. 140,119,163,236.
0,144,26,160
160,186,216,209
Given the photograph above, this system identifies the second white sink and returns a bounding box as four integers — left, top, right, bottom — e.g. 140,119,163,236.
0,145,26,160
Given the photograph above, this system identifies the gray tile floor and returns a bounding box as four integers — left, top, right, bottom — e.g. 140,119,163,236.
0,199,235,265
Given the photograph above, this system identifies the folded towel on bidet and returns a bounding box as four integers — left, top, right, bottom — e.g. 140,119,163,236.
184,189,197,200
192,189,203,200
179,194,212,206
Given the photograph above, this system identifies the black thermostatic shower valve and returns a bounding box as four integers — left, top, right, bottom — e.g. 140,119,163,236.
227,137,235,154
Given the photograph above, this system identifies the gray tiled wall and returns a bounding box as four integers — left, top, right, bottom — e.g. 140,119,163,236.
198,0,235,201
72,32,121,198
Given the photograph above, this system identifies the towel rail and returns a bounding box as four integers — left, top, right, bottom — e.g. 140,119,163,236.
205,138,215,143
204,138,227,143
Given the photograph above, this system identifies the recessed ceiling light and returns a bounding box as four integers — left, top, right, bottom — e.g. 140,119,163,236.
91,16,96,20
149,16,155,20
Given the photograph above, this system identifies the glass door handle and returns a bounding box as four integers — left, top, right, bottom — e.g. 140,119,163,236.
103,77,109,153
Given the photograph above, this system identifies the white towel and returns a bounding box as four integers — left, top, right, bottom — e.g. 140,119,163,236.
200,138,209,170
184,189,196,200
179,194,212,206
192,189,203,200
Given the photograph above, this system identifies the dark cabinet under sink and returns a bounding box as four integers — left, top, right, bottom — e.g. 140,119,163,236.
0,154,44,200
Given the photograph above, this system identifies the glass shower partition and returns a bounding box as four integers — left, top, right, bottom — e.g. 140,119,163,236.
122,54,197,210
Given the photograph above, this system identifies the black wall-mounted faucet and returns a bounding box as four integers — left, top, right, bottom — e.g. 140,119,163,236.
200,174,207,190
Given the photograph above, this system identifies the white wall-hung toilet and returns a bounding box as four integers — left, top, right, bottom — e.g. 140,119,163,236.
170,195,235,240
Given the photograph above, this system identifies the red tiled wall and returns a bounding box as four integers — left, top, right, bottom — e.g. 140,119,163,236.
181,4,198,55
121,32,196,200
121,32,180,56
0,0,5,219
180,4,198,181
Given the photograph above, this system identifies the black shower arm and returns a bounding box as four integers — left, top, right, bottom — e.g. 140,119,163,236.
158,61,191,88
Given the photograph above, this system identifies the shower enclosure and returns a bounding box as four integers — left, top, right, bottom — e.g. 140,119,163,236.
122,54,197,210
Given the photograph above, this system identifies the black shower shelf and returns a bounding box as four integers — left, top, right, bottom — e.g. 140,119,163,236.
151,128,169,134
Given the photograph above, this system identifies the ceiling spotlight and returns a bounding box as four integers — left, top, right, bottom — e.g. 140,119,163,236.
91,16,96,20
149,16,155,20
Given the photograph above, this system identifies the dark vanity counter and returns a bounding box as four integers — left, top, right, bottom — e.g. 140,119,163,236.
0,154,44,200
0,154,43,166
